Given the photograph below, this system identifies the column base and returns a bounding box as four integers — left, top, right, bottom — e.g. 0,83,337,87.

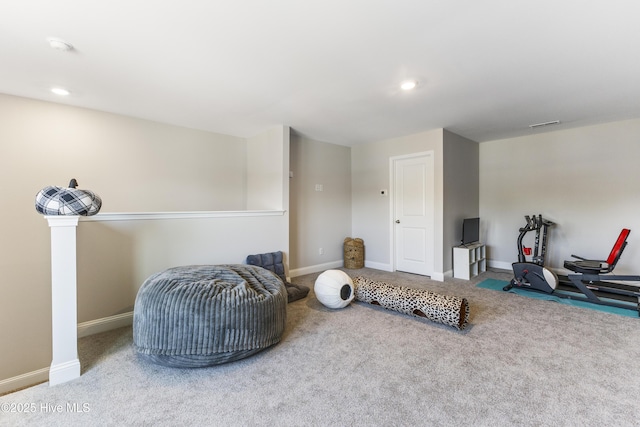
49,358,80,386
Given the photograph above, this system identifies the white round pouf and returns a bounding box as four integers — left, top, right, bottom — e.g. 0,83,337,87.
314,270,354,309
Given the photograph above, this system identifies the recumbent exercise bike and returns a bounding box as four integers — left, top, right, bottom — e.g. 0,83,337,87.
504,215,640,316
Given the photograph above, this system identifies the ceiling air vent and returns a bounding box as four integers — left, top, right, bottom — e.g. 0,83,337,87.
529,120,560,129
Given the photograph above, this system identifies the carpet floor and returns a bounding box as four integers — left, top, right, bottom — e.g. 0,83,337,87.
1,267,639,426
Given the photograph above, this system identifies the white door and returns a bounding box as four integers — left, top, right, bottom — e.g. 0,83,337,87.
393,153,434,276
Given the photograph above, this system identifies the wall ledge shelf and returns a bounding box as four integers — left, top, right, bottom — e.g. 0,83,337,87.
70,210,286,222
43,209,286,385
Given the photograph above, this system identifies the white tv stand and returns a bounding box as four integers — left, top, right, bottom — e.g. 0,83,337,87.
453,242,486,280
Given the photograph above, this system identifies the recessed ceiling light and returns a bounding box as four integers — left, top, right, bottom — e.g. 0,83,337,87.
400,80,418,91
48,38,74,52
51,87,71,96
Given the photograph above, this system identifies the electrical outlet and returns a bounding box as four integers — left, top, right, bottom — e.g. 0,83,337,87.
315,184,323,191
319,247,324,255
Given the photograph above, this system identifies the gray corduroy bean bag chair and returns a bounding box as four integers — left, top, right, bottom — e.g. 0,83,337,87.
133,264,287,368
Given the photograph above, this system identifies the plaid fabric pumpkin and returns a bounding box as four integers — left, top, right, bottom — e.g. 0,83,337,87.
35,179,102,216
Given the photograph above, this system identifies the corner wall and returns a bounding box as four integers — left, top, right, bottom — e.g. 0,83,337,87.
289,133,351,275
443,130,480,272
0,93,288,391
351,129,444,275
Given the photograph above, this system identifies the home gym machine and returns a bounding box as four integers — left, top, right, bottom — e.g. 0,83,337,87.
504,215,640,316
503,215,558,292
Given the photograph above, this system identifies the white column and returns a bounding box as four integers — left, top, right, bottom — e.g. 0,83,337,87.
46,215,81,386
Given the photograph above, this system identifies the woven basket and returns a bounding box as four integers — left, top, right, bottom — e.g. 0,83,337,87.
344,237,364,269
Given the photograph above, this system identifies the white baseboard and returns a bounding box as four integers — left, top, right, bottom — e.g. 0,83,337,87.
49,359,80,387
359,261,447,281
290,260,399,277
0,367,49,396
430,272,445,282
77,311,133,338
364,260,392,271
289,260,343,278
1,312,134,395
488,260,512,270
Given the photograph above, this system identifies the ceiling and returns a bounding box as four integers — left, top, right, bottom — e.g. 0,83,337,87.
2,1,640,146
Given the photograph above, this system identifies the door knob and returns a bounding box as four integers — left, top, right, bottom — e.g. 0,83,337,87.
395,220,400,223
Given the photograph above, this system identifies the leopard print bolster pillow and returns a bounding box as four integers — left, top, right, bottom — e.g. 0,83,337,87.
353,277,469,330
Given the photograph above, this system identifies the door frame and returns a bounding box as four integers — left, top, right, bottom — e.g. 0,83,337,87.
389,151,435,275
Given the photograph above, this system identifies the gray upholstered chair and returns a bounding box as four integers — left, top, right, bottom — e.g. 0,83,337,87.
246,251,309,303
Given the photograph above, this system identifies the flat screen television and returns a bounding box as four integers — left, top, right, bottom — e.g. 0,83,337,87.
461,217,480,245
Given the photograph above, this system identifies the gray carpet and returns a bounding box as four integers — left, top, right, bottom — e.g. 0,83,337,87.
2,267,640,426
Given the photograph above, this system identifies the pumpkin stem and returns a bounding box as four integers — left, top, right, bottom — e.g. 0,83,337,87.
69,178,78,188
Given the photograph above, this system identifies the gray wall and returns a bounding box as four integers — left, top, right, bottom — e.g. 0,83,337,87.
0,94,248,213
480,118,640,274
443,129,480,269
349,128,480,277
351,129,445,275
289,133,351,274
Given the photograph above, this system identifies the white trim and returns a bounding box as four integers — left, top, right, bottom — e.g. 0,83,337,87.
0,312,134,394
46,216,80,386
364,260,393,272
49,359,80,387
45,215,80,226
430,272,445,282
389,157,396,272
290,260,343,277
489,260,512,270
0,367,49,395
289,260,397,277
78,312,133,338
79,210,286,222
